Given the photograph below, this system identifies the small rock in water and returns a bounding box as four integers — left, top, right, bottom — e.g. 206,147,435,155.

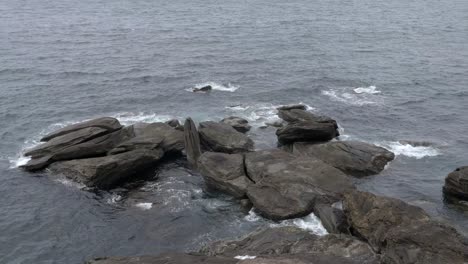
193,85,212,92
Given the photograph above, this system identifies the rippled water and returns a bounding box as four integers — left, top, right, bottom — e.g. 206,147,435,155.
1,0,468,263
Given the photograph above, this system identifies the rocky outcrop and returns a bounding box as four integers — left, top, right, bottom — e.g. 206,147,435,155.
293,141,395,177
184,118,202,168
244,149,354,220
166,119,184,131
221,116,251,133
443,166,468,200
343,191,468,264
132,122,184,154
199,121,254,154
276,121,337,145
200,227,379,264
86,253,236,264
49,149,164,189
40,117,122,142
198,152,252,198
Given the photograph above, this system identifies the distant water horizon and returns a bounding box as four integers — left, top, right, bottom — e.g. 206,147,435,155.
1,0,468,263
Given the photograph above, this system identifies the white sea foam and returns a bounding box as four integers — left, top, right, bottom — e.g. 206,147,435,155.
272,213,328,236
54,177,86,189
322,85,383,106
189,81,239,92
234,255,256,260
113,112,175,125
379,141,440,159
107,194,122,204
353,85,381,94
135,202,153,210
244,208,262,222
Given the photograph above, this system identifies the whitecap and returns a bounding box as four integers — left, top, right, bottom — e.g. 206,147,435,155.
271,213,328,235
353,85,381,94
379,141,440,159
135,202,153,210
112,112,175,125
234,255,256,260
244,208,261,222
190,81,239,92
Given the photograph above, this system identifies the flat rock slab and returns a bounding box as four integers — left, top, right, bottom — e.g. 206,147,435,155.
86,253,237,264
41,117,122,142
49,149,163,189
293,141,395,177
343,191,468,264
132,122,184,153
276,121,337,145
200,226,378,263
199,121,254,154
443,166,468,200
198,152,252,198
244,149,355,220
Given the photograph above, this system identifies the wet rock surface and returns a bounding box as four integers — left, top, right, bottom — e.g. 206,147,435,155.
199,121,254,154
220,116,251,133
444,166,468,200
293,141,395,177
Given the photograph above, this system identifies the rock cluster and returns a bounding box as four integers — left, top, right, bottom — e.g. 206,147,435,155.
20,104,468,264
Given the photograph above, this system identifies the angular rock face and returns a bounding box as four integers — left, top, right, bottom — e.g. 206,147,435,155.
278,109,337,128
184,118,202,168
198,152,252,198
132,122,184,154
244,149,355,220
86,253,237,264
49,149,164,189
293,141,395,177
276,121,337,145
220,116,251,133
40,117,122,142
343,191,468,264
313,203,349,234
200,227,379,264
443,166,468,200
199,121,254,154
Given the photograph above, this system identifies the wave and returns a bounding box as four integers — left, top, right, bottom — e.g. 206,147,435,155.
244,209,328,235
135,202,153,210
112,112,176,126
378,141,440,159
322,85,383,106
234,256,256,260
189,82,239,92
353,85,381,94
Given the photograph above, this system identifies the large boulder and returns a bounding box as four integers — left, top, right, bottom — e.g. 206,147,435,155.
276,121,337,145
443,166,468,200
199,121,254,154
48,149,163,189
343,191,468,264
278,108,337,128
220,116,251,133
184,118,202,168
200,227,379,264
198,152,252,198
40,117,122,142
86,253,236,264
293,141,395,177
244,149,355,220
131,122,184,154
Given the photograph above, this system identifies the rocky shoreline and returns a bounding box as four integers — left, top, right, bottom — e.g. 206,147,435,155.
20,105,468,264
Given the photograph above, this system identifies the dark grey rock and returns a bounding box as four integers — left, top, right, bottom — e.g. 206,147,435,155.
276,121,337,145
193,85,212,92
293,141,395,177
220,116,251,133
343,191,468,264
132,122,184,154
443,166,468,200
166,119,184,131
276,104,307,111
313,203,350,234
48,149,164,189
244,149,355,220
198,152,252,198
278,109,337,128
41,117,122,142
200,227,378,264
199,121,254,154
184,118,202,168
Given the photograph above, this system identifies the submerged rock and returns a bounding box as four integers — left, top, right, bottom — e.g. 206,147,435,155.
200,227,378,264
443,166,468,200
220,116,251,133
244,149,354,220
293,141,395,177
40,117,122,142
86,253,236,264
49,149,164,189
199,121,254,154
343,191,468,264
198,152,252,198
184,118,202,168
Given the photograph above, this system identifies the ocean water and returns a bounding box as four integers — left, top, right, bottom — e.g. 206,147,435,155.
1,0,468,263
